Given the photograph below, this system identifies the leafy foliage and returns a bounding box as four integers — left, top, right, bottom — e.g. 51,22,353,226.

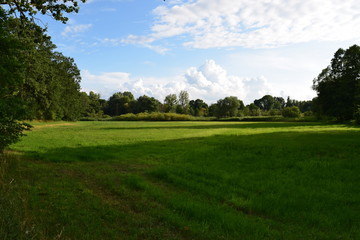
254,95,284,111
1,0,87,23
215,96,243,118
134,95,161,113
105,91,134,116
113,112,193,121
354,107,360,125
189,99,208,116
0,3,85,151
163,94,178,113
0,119,31,153
313,45,360,121
282,106,301,118
177,90,190,114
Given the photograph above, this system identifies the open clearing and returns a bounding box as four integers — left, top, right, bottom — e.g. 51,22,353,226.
1,121,360,239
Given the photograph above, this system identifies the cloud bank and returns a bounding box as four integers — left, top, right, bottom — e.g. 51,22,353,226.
122,0,360,50
81,60,275,104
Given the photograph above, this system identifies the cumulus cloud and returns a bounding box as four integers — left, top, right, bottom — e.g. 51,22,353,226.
81,60,275,104
124,0,360,50
62,24,92,37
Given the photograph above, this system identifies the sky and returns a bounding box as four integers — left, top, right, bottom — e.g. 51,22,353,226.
39,0,360,104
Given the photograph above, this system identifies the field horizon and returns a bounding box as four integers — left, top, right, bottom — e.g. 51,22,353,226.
1,121,359,239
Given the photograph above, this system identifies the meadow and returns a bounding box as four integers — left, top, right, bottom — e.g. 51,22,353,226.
1,121,359,239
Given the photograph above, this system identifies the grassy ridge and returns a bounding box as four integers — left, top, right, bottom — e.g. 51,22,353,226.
1,121,359,239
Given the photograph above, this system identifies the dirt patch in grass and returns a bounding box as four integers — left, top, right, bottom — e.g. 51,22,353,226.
33,123,75,129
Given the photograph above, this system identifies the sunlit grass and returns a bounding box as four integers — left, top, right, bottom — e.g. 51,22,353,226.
1,121,359,239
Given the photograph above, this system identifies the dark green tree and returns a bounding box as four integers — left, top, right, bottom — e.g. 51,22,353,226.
216,96,242,118
134,95,160,113
83,91,104,117
282,106,301,118
208,104,218,117
106,92,135,116
313,45,360,121
254,95,285,111
0,0,85,151
0,8,31,153
247,103,261,116
254,95,275,111
189,99,208,116
274,97,285,109
285,96,296,107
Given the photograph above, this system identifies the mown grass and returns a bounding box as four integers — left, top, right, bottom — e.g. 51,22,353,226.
1,121,359,239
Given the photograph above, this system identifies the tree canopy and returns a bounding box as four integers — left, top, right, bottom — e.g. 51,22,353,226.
313,45,360,121
0,1,86,152
1,0,87,23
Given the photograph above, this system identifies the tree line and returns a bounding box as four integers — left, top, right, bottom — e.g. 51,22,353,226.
1,1,86,152
81,90,311,119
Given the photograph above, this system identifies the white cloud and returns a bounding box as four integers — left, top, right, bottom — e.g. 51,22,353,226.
81,70,132,97
61,24,93,37
101,35,169,54
125,0,360,50
81,60,277,104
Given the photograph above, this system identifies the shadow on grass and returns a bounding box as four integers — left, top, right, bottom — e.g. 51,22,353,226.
26,128,360,164
100,121,332,131
17,130,360,239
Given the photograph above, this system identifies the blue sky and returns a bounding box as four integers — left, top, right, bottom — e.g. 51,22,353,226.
40,0,360,104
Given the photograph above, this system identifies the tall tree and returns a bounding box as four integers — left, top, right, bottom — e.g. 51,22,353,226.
254,95,285,111
84,91,104,117
313,45,360,121
135,95,160,113
163,94,178,113
189,99,208,116
216,96,242,118
106,92,135,116
177,90,190,114
0,8,30,153
0,0,86,151
254,95,276,111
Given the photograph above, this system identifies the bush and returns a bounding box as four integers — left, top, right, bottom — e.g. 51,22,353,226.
0,119,31,153
269,109,281,116
240,116,281,122
303,111,313,117
282,106,301,118
354,108,360,125
113,112,193,121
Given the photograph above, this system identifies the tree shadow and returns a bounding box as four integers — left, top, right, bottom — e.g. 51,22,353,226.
24,129,360,164
17,129,360,239
100,121,330,131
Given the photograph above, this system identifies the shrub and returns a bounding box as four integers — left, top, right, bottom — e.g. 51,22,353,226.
269,109,281,116
282,106,301,118
113,112,193,121
303,111,313,117
240,116,280,122
0,119,31,153
354,108,360,125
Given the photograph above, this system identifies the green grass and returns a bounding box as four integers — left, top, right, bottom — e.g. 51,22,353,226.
1,121,359,239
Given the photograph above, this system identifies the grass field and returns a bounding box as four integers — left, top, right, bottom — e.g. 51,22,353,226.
1,121,359,239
